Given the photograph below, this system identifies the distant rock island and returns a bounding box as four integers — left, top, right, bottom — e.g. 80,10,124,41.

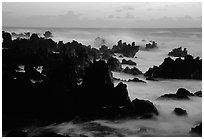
144,55,202,80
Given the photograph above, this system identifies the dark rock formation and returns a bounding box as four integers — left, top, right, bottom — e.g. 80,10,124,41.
194,91,202,97
128,78,146,83
145,41,157,49
121,59,136,66
168,47,188,57
107,57,122,72
158,88,194,100
43,31,53,38
2,32,12,49
99,45,114,60
190,123,202,136
112,40,139,57
124,98,159,118
2,32,159,135
173,108,187,116
123,67,143,75
144,55,202,80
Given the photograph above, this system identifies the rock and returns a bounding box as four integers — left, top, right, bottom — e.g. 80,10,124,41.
124,98,159,117
194,91,202,97
146,77,158,81
173,108,187,116
6,130,28,137
30,33,39,41
119,55,123,58
123,67,143,75
112,40,139,57
113,82,131,106
2,32,12,49
158,88,194,100
107,57,123,72
43,31,53,38
190,123,202,136
144,55,202,80
128,78,146,83
121,59,136,66
145,41,157,49
176,88,194,96
168,46,188,57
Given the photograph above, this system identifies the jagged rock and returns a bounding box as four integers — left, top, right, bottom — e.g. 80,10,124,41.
124,98,159,117
146,41,157,49
194,91,202,97
121,59,136,66
107,57,122,72
190,123,202,136
112,40,139,57
123,67,143,75
43,31,53,38
168,47,188,57
144,55,202,80
113,82,131,106
173,108,187,116
2,32,12,49
128,78,146,83
158,88,194,100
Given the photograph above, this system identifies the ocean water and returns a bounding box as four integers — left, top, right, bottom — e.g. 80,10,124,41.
3,27,202,136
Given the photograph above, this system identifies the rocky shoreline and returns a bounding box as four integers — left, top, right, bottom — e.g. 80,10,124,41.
2,31,202,137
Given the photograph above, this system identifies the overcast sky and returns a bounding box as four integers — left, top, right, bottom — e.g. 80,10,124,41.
2,2,202,28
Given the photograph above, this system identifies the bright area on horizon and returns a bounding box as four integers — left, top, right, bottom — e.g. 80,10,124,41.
2,2,202,28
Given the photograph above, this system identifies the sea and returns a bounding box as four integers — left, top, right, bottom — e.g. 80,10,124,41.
2,27,202,136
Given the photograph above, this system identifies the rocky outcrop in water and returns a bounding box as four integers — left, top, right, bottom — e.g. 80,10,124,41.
43,31,53,38
145,41,157,49
190,123,202,136
144,55,202,80
112,40,139,57
157,88,196,100
168,47,188,57
107,57,123,72
123,67,143,75
173,108,187,116
194,91,202,97
121,59,136,66
128,78,146,83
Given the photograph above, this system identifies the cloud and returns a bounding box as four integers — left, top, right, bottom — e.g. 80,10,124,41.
3,10,84,27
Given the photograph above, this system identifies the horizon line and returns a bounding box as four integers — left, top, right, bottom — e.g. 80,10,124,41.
2,26,202,29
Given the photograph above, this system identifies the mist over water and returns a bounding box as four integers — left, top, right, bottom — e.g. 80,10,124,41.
3,27,202,136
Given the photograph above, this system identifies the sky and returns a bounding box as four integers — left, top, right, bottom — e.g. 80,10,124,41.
2,2,202,28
